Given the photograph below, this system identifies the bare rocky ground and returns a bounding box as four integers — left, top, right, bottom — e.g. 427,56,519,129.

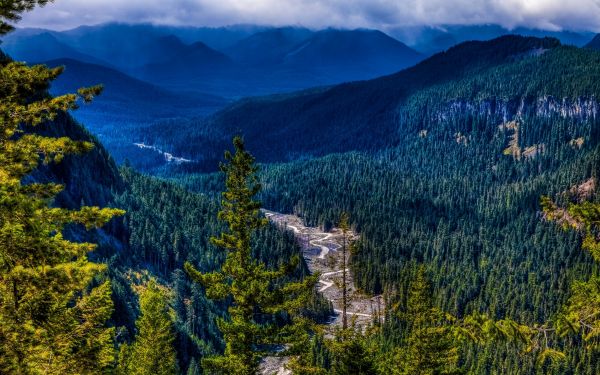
263,210,384,326
259,355,293,375
259,210,383,374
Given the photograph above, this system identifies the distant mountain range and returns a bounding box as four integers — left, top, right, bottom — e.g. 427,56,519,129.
389,24,595,55
0,32,109,65
3,23,595,98
1,23,424,97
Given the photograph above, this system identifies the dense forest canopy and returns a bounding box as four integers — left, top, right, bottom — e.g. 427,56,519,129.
169,36,600,373
2,0,600,373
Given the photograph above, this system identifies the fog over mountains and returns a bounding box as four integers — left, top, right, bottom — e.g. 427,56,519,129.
18,0,600,33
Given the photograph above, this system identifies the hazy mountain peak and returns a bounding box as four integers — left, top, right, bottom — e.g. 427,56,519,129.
585,34,600,50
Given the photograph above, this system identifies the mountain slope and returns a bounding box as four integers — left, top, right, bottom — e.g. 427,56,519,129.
0,32,108,65
151,35,569,167
3,25,427,98
43,58,228,168
136,36,235,85
282,29,423,77
585,34,600,50
225,27,314,65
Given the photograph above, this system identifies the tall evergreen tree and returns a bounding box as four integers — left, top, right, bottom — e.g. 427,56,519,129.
120,281,179,375
0,0,52,33
0,2,124,372
388,266,461,375
187,358,202,375
329,328,377,375
542,196,600,348
185,136,317,374
338,212,350,330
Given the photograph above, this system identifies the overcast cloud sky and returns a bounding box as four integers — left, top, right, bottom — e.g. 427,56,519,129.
17,0,600,32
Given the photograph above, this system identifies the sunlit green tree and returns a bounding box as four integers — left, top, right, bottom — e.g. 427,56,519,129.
185,136,317,374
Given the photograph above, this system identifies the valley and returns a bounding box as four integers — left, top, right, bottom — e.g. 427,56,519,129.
260,210,381,375
133,142,192,164
264,210,383,327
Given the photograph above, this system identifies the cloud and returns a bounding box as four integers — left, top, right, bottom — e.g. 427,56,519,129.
17,0,600,32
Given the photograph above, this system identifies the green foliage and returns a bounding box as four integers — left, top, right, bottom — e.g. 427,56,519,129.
328,328,377,375
0,16,124,374
186,358,201,375
287,332,330,375
382,266,461,375
0,0,52,34
111,167,326,372
288,326,380,375
543,195,600,349
119,280,179,375
185,137,317,374
291,268,537,375
557,277,600,345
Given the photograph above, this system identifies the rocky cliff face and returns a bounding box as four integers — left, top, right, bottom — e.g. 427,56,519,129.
434,96,598,123
533,96,598,120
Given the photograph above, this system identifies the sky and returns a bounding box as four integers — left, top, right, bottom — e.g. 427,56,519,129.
17,0,600,32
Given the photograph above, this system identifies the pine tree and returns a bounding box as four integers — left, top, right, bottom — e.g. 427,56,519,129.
287,332,330,375
0,2,124,372
185,136,317,374
187,358,201,375
329,328,377,375
121,281,179,375
542,196,600,348
0,0,53,34
338,212,350,330
389,266,461,375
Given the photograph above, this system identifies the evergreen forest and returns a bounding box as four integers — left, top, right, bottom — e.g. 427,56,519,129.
2,1,600,374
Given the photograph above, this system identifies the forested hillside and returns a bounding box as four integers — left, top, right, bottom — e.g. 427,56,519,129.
168,36,600,373
42,58,227,168
146,35,595,169
0,23,321,373
4,0,600,373
6,78,321,373
110,168,324,372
